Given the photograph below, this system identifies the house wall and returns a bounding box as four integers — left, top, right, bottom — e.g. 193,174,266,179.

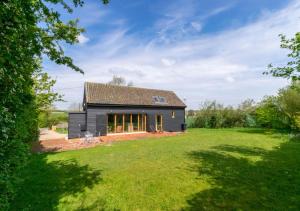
68,112,86,139
86,105,185,137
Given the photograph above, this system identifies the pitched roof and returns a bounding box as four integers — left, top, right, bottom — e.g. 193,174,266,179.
84,82,186,107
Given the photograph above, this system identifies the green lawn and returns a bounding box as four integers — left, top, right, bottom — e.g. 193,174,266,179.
12,129,300,210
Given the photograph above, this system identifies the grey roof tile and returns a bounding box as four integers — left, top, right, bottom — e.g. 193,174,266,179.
85,82,186,107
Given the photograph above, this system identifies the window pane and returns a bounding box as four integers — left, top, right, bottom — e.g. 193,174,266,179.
124,114,131,132
132,114,138,131
107,114,115,133
116,114,123,133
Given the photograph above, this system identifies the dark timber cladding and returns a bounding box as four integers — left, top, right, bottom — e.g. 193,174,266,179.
68,82,186,139
68,112,86,138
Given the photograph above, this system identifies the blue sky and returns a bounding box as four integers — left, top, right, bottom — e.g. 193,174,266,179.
45,0,300,109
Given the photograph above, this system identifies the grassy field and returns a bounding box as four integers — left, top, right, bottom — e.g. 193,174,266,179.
12,129,300,210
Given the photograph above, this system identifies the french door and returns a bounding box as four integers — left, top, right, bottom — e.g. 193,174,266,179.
155,115,163,131
107,113,147,134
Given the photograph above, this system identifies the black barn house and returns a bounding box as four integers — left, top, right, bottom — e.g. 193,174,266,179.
68,82,186,139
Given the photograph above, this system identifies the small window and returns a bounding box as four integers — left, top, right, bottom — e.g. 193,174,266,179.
171,111,175,118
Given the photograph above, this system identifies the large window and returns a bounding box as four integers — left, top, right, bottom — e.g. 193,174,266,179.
116,114,123,133
124,114,131,132
132,114,138,132
107,114,115,133
107,113,147,134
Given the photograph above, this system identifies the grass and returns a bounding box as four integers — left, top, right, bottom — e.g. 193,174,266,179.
12,128,300,210
55,127,68,134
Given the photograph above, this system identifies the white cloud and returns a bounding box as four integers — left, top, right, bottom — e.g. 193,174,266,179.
204,4,235,18
73,2,109,26
78,34,89,44
161,58,176,66
152,1,234,43
225,76,235,83
49,1,300,109
191,22,202,32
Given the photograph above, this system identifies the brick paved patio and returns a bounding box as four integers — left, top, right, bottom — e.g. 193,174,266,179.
32,132,182,153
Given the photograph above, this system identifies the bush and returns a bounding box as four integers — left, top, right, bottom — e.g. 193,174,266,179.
256,84,300,131
186,116,196,128
51,112,68,122
191,100,257,129
38,111,68,128
256,96,290,129
189,84,300,131
0,100,38,210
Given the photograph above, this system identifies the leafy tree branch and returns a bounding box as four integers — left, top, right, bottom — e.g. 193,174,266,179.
265,33,300,81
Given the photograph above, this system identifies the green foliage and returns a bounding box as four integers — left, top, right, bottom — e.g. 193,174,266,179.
256,83,300,131
39,111,68,128
191,100,257,128
266,33,300,81
186,116,196,128
33,67,63,112
0,100,38,209
278,82,300,130
256,96,290,129
190,86,300,132
0,0,108,209
56,127,68,134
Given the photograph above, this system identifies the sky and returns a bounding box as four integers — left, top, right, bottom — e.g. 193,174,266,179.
44,0,300,110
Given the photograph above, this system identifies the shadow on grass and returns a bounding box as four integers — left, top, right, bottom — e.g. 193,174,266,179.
236,128,268,134
212,145,267,156
183,139,300,210
236,128,290,136
10,153,104,210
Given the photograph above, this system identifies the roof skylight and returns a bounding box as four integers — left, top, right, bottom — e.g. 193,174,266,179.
152,96,167,104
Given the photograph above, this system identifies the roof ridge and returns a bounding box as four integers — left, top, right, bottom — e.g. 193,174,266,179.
85,81,174,93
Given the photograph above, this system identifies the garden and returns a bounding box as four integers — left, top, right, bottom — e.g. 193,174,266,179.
12,128,300,210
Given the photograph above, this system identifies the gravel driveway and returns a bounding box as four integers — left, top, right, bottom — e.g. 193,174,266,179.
39,128,66,141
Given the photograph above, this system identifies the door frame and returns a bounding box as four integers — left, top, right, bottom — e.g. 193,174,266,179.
155,114,163,131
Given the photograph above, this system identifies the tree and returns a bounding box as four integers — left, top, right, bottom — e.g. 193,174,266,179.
33,65,64,128
33,66,63,112
127,80,134,87
265,33,300,81
0,1,108,208
238,99,257,127
277,83,300,130
256,96,289,129
107,75,134,86
108,75,127,86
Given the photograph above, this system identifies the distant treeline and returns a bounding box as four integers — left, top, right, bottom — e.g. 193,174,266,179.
187,82,300,132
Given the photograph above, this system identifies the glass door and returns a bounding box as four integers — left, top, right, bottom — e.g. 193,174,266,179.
115,114,124,133
155,115,163,131
107,113,148,134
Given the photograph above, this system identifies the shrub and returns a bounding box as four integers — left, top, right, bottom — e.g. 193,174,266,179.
192,100,257,129
278,84,300,131
0,100,38,210
186,116,196,128
256,96,289,129
256,84,300,131
38,111,68,128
